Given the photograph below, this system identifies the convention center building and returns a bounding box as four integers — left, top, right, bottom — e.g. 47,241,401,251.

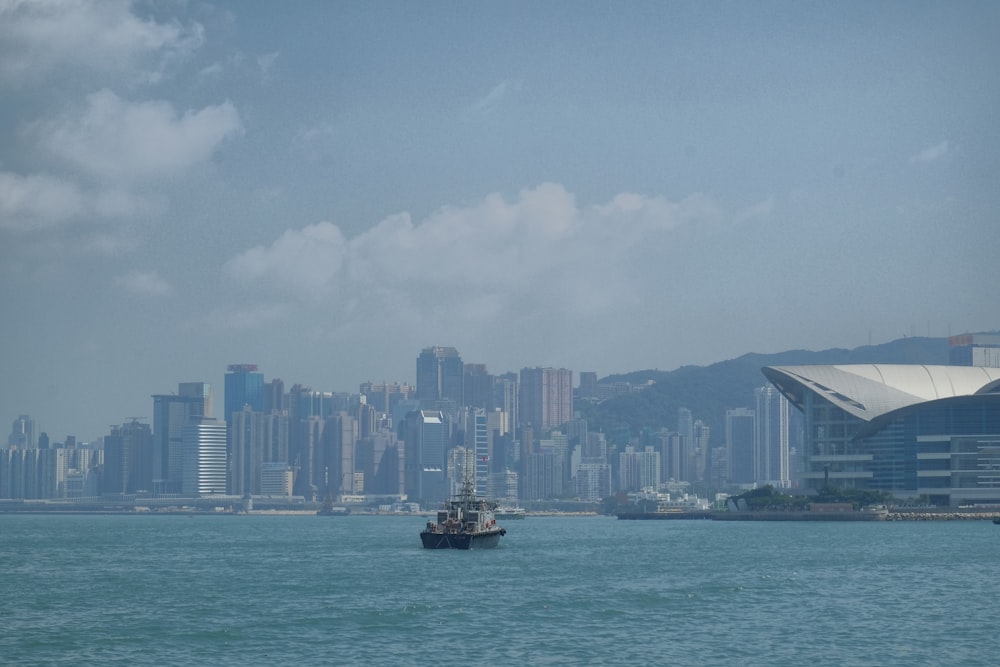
761,364,1000,506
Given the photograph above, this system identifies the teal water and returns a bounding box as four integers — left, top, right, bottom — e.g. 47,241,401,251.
2,514,998,666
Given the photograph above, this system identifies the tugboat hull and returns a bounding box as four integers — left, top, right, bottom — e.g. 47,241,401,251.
420,528,506,550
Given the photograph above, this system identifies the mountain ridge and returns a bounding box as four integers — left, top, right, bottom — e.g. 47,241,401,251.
577,336,950,446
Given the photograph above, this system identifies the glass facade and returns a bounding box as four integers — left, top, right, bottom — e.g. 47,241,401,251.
799,392,1000,504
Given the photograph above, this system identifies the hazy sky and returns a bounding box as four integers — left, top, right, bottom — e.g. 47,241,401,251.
2,0,998,440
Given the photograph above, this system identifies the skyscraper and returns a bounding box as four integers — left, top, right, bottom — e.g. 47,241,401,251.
518,367,573,432
415,346,464,405
181,417,227,496
224,364,264,422
152,382,211,495
103,419,153,495
755,385,790,487
402,409,448,503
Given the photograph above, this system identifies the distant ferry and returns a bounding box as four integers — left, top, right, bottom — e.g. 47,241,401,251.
495,506,526,520
420,479,506,549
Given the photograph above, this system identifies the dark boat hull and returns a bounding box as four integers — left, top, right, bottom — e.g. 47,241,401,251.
420,528,506,550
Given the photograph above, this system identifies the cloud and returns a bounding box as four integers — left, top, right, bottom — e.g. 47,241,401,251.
224,183,722,324
115,270,173,297
0,0,204,85
225,222,349,295
909,140,951,165
0,171,85,231
36,89,243,182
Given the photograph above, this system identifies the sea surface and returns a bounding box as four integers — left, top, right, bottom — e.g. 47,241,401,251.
2,513,998,666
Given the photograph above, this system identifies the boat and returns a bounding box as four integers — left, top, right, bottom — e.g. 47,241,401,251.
420,478,506,549
495,505,526,520
993,517,1000,525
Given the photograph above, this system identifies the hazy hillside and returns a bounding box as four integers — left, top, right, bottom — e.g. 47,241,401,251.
576,336,949,445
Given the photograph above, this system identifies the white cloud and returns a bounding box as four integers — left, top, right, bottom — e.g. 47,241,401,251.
37,89,243,182
0,0,204,85
0,171,85,231
115,270,173,297
225,222,349,295
909,140,951,165
0,170,161,232
224,183,723,327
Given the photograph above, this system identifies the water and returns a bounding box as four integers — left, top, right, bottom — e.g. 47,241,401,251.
2,514,998,666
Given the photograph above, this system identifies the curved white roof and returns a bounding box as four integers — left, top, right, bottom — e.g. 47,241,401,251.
761,364,1000,422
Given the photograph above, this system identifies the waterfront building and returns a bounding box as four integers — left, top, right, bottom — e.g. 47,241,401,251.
762,364,1000,505
755,385,791,488
618,445,660,493
152,383,211,495
259,462,293,496
575,462,612,502
181,417,227,496
229,407,290,496
102,419,153,495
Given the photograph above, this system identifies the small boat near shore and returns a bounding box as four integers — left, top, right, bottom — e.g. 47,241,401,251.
420,479,506,549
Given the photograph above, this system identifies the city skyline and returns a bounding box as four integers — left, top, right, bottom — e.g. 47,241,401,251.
3,2,998,440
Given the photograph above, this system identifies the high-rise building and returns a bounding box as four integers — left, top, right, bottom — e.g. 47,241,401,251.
181,417,228,496
102,419,153,495
755,385,790,487
518,367,573,432
618,446,660,492
229,406,290,497
461,408,489,494
317,413,356,499
356,429,404,496
224,364,264,423
402,409,448,503
152,383,211,495
463,363,495,409
415,346,464,405
725,408,756,485
8,415,36,449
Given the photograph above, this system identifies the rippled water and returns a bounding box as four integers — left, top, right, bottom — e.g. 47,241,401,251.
2,514,998,666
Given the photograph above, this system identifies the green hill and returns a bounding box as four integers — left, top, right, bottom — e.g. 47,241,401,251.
576,336,949,446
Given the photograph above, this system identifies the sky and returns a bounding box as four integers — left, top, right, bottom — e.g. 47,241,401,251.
2,0,998,441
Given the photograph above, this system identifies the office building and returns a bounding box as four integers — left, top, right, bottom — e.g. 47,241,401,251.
755,385,790,488
518,367,573,432
103,419,153,495
415,346,464,405
152,383,211,495
181,417,227,496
